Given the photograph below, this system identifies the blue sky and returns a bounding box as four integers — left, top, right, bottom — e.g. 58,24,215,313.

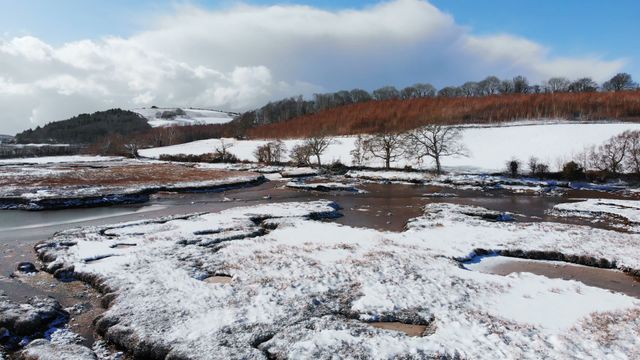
1,0,637,75
0,0,640,78
0,0,638,133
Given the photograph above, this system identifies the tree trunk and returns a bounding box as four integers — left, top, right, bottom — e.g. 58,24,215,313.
316,154,321,168
435,156,441,174
385,157,390,169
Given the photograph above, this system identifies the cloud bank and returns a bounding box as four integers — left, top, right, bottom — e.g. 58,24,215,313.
0,0,627,134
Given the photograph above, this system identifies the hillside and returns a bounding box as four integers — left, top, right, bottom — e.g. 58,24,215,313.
247,91,640,138
132,107,236,127
15,109,150,144
140,122,640,173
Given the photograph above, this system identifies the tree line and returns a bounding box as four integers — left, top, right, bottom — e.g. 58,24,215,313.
238,73,638,130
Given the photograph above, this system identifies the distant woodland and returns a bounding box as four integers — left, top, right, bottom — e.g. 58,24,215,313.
15,109,150,144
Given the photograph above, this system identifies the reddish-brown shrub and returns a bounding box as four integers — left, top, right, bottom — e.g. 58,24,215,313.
248,91,640,139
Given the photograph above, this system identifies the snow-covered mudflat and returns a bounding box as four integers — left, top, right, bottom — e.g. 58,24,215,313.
36,200,640,359
345,170,630,194
551,199,640,232
0,159,263,210
139,122,640,173
0,155,123,165
286,181,364,193
133,107,234,127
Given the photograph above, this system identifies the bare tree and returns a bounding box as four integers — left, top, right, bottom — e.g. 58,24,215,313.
372,86,400,100
590,133,629,175
602,73,636,92
363,131,405,169
622,130,640,174
350,135,369,167
124,142,140,159
304,133,334,168
544,77,571,93
528,156,549,177
215,139,233,158
460,81,479,97
405,125,468,174
512,75,530,94
498,79,514,94
438,86,462,97
350,89,372,103
568,78,598,93
528,156,539,175
413,83,437,97
254,140,286,164
477,76,501,95
400,86,418,100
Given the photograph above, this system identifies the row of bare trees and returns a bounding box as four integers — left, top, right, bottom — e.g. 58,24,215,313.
350,125,467,173
251,125,466,173
253,135,334,168
505,130,640,179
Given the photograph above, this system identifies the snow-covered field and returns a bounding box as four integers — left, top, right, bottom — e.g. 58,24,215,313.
36,200,640,359
139,122,640,173
133,107,234,127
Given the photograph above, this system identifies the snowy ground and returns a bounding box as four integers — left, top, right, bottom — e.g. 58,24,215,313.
139,122,640,173
36,200,640,359
133,107,234,127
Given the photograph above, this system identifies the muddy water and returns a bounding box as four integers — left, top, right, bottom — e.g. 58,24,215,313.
0,178,638,351
1,272,103,346
466,256,640,299
368,322,427,337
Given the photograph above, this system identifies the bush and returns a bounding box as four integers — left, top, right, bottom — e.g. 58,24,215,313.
528,156,549,177
506,159,521,177
159,152,238,163
289,144,313,166
326,160,348,175
562,161,584,180
254,140,286,164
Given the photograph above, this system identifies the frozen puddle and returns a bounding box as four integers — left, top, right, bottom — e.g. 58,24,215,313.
368,322,427,337
203,275,233,284
465,255,640,299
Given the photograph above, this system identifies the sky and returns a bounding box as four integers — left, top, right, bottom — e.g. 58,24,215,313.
0,0,638,134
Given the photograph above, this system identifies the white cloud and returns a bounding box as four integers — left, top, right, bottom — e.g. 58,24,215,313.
0,0,628,134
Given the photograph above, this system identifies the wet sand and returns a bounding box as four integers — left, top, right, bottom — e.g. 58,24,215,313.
466,256,640,299
2,272,104,346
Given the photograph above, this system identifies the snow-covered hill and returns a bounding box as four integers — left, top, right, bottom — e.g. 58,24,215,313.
139,121,640,173
132,107,236,127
